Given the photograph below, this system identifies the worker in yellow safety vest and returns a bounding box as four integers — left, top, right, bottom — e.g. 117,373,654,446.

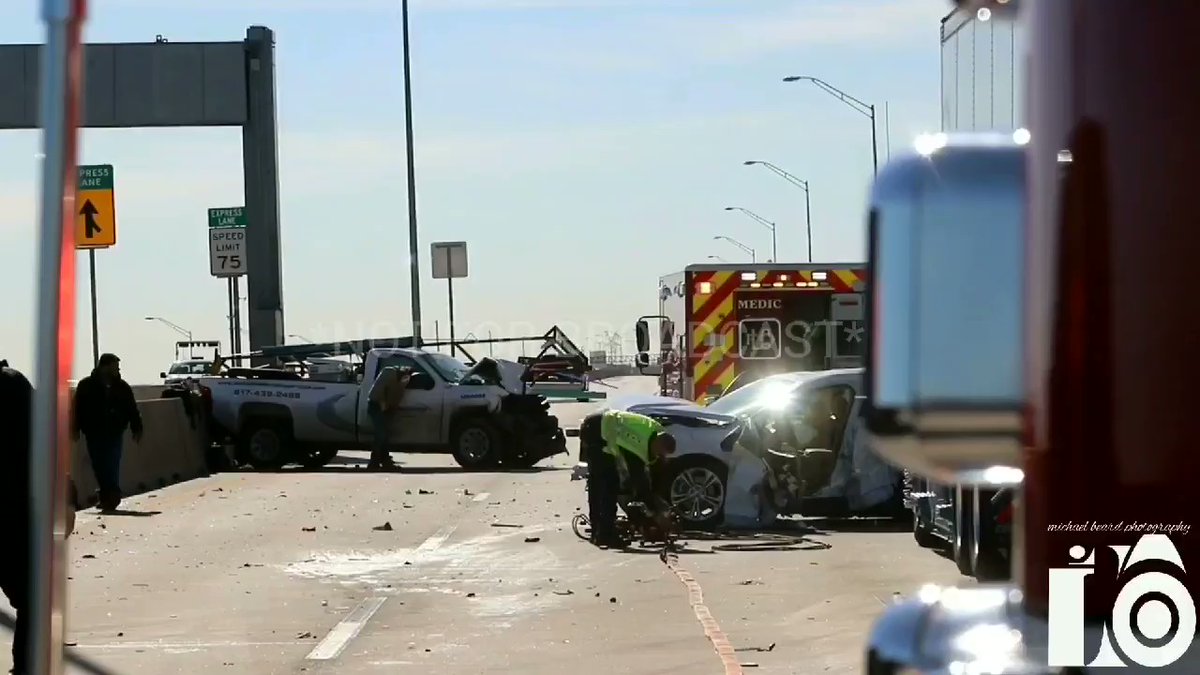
583,409,676,548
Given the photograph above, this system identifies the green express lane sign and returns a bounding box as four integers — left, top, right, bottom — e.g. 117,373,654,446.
208,207,247,229
208,207,247,277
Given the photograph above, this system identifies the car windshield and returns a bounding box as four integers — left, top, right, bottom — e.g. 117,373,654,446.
425,353,471,383
167,361,211,375
705,376,800,417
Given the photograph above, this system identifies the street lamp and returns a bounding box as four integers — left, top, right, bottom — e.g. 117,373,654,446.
743,161,813,262
145,316,194,357
782,75,878,176
707,254,727,263
724,206,778,262
713,235,755,262
144,316,192,340
287,333,313,343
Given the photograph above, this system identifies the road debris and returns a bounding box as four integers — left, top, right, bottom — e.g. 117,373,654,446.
466,592,476,598
296,631,315,639
418,489,433,495
737,580,763,586
491,523,522,528
373,522,394,531
735,643,776,653
301,526,316,532
553,590,574,596
524,536,541,543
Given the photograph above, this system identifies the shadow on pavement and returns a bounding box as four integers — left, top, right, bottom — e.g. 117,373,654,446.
794,517,912,534
617,545,717,556
94,508,162,517
1,611,116,675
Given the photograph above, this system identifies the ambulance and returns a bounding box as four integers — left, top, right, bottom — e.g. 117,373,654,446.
635,262,867,403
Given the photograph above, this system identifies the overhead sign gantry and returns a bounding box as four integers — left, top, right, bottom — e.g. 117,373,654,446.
0,27,286,352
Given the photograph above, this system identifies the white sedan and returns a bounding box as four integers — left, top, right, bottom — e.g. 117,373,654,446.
581,369,905,530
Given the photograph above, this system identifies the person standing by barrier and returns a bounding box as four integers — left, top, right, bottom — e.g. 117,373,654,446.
1,361,77,675
72,353,143,511
366,365,411,471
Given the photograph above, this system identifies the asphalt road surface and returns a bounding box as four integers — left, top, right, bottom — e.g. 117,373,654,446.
3,376,964,674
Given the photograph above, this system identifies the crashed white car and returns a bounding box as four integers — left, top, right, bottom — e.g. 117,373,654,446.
582,368,905,529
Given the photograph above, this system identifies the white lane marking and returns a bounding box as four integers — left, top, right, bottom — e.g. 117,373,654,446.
297,523,460,660
306,596,387,660
415,524,457,556
471,491,490,502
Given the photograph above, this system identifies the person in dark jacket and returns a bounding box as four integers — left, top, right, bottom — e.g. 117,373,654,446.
72,353,142,511
0,361,33,674
1,361,77,675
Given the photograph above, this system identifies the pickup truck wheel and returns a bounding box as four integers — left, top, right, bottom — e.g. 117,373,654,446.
451,419,501,469
299,446,338,469
240,422,292,470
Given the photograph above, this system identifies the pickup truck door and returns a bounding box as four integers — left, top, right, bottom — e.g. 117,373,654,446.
362,355,444,446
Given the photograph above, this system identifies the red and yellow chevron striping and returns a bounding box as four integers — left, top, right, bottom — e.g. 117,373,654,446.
686,267,866,400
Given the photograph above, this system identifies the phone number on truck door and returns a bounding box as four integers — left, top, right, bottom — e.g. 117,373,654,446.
232,388,301,400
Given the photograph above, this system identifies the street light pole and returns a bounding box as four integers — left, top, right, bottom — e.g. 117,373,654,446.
742,161,814,262
782,75,879,176
145,316,195,356
144,316,193,340
869,103,878,177
803,186,812,262
724,206,777,261
401,0,423,343
713,235,755,262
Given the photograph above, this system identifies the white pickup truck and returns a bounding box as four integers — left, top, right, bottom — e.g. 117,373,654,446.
194,348,567,470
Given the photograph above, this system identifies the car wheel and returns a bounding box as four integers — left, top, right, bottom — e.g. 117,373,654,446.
240,421,292,470
954,486,975,577
298,446,338,469
664,457,727,530
451,418,501,469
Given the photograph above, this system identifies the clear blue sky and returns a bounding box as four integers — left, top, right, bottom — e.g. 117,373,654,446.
0,0,946,383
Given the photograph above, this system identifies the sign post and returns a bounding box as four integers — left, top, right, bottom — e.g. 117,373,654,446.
76,164,117,365
430,241,468,353
208,207,248,354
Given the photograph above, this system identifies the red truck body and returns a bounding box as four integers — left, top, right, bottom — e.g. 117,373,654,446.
1022,0,1200,618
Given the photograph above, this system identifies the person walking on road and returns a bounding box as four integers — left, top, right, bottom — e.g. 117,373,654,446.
2,361,77,675
585,409,676,548
366,365,411,471
72,353,142,511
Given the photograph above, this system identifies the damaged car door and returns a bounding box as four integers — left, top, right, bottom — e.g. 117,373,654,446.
758,383,858,515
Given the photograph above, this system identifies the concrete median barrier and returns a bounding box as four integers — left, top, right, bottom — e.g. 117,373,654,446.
131,383,169,400
71,397,210,507
69,380,169,401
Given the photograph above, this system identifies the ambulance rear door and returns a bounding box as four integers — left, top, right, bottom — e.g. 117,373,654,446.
829,293,865,368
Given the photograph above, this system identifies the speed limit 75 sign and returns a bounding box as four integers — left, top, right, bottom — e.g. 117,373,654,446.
208,207,248,278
